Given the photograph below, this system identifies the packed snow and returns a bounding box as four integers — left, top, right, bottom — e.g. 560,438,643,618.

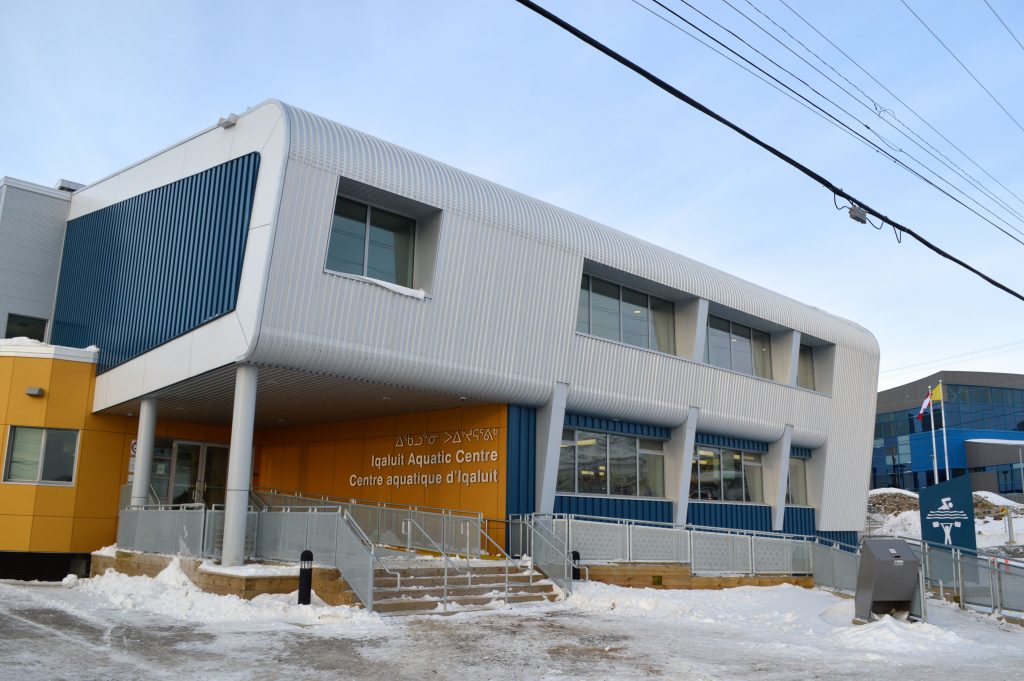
2,564,1023,680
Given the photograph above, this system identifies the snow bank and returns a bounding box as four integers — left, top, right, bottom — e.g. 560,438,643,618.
876,510,922,538
92,544,118,558
974,491,1024,508
73,558,384,631
870,488,919,498
198,561,299,577
568,582,959,653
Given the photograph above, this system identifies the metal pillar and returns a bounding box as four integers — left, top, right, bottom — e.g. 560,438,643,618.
129,398,158,506
535,382,569,514
221,365,258,567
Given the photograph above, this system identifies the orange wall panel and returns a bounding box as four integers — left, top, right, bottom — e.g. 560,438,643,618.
0,514,33,550
0,484,37,516
74,430,127,519
43,360,93,430
29,515,74,552
5,358,52,426
70,517,117,553
0,357,13,422
33,484,77,518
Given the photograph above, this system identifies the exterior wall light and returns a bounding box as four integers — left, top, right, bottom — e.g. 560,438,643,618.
25,387,45,397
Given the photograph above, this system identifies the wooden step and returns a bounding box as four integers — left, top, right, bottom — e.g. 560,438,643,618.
372,591,558,614
374,582,555,600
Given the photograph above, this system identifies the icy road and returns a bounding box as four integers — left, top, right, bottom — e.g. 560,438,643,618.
2,561,1023,680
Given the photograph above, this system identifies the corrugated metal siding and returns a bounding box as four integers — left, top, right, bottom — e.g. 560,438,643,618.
554,495,672,523
791,447,812,459
695,432,769,453
51,154,260,372
686,502,772,531
782,506,816,535
0,184,69,335
248,103,878,533
506,405,536,518
816,530,859,548
564,413,670,439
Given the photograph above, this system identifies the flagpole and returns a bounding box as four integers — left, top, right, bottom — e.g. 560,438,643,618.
938,381,950,481
928,384,939,485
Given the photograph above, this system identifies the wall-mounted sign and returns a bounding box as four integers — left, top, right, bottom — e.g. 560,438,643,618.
918,474,976,552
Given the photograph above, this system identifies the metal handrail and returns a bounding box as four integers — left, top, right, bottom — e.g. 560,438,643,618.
528,517,572,595
404,517,471,611
474,522,532,604
255,487,483,521
130,502,206,511
342,510,403,591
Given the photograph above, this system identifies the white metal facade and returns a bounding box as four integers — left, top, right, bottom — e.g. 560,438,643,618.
65,100,877,531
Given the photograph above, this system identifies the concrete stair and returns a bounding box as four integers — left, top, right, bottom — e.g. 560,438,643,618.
371,562,560,614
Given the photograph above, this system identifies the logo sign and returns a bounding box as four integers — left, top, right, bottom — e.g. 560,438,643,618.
918,474,976,551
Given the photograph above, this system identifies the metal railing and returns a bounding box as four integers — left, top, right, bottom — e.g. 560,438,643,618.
530,515,573,595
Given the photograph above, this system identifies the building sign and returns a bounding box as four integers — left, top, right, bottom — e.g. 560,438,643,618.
350,428,502,491
918,474,976,551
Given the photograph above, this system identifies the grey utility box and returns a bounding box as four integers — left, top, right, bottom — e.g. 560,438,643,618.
854,538,923,623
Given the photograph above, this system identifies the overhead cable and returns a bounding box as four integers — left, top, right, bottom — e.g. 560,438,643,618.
512,0,1024,303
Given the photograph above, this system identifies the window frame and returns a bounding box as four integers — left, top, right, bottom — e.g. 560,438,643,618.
324,195,417,288
575,274,676,354
556,428,667,499
689,445,765,503
2,426,81,486
4,313,48,342
704,315,773,379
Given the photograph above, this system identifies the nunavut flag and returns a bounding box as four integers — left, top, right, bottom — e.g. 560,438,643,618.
916,384,943,421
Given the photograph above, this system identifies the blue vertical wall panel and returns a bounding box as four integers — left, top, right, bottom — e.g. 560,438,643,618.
782,506,816,535
554,495,673,523
791,447,812,459
564,413,670,440
816,530,859,548
506,405,536,518
686,502,772,531
52,153,261,373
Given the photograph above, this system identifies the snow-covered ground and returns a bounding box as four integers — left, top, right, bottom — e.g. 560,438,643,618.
1,560,1022,680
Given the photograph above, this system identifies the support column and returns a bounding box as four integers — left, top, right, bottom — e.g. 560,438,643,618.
665,406,700,525
222,365,258,567
765,424,794,531
129,398,158,506
535,382,569,514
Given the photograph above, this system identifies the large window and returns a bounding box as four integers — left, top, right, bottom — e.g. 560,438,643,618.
576,275,675,353
557,429,665,497
689,447,764,503
326,197,415,287
787,457,808,505
705,316,772,378
5,314,47,342
797,344,815,390
3,427,79,484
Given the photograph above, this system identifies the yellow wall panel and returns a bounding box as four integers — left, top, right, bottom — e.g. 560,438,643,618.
308,421,337,443
6,358,53,426
336,419,365,440
70,517,116,553
306,442,335,496
33,484,77,518
73,430,126,519
425,408,462,432
0,484,37,516
43,360,93,429
29,515,73,552
0,357,13,422
0,514,33,551
363,416,394,438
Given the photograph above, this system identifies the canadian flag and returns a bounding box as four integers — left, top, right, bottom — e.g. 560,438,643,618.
916,390,932,421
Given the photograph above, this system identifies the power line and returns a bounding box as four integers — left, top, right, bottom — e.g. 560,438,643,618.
709,0,1024,241
641,0,1024,247
777,0,1024,214
984,0,1024,55
900,0,1024,137
512,0,1024,303
880,339,1024,375
735,0,1024,227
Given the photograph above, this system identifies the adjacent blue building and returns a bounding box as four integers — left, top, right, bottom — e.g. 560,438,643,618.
873,371,1024,494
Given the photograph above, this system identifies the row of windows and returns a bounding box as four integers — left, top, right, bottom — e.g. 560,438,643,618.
875,403,1024,438
327,195,822,393
557,430,665,498
942,384,1024,406
687,447,807,505
3,426,79,484
4,313,47,342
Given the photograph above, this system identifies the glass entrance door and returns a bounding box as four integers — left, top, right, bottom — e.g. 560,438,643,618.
201,446,229,507
171,442,202,505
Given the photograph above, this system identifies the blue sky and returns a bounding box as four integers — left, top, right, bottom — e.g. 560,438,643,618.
3,0,1024,390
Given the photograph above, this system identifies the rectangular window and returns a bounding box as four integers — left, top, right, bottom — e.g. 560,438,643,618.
326,197,415,287
4,427,79,484
558,430,666,498
575,274,675,353
638,439,665,497
575,431,608,494
4,314,47,342
787,458,808,505
797,344,815,390
705,316,773,379
690,446,764,503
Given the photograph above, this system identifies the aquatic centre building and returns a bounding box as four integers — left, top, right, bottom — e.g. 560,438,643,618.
0,100,879,575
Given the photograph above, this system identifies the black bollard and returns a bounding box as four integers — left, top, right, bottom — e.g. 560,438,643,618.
298,549,313,605
571,550,581,581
